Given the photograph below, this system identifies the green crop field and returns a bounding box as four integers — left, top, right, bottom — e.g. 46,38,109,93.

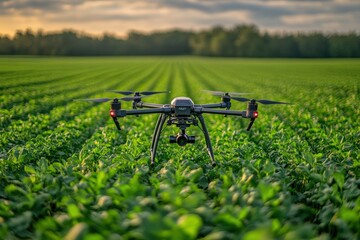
0,57,359,239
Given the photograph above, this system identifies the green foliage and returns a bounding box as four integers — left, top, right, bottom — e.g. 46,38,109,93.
0,57,359,239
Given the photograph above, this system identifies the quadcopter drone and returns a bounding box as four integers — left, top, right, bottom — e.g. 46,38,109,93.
78,90,290,166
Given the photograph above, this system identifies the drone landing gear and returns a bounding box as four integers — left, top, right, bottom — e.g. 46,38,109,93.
150,113,167,166
197,114,216,166
149,113,216,167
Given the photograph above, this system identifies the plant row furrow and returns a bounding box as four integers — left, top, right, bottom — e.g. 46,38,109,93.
0,61,147,109
1,57,359,240
0,62,161,155
0,62,157,128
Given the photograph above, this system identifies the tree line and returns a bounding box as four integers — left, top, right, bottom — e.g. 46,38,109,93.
1,25,359,57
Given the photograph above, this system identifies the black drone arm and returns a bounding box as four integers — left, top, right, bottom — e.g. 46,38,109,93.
111,108,172,117
136,102,165,109
126,108,171,115
195,107,258,131
198,102,228,109
196,108,246,117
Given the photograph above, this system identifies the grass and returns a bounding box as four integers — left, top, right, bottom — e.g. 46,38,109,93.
0,56,359,239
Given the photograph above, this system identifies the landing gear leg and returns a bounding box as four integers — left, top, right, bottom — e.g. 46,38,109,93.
197,114,216,166
150,114,167,166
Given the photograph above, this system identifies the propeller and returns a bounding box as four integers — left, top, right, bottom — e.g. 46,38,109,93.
75,96,146,102
231,97,290,105
119,96,145,101
203,90,249,97
75,98,114,103
109,90,170,96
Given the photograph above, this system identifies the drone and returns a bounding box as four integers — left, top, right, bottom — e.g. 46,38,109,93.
78,90,290,166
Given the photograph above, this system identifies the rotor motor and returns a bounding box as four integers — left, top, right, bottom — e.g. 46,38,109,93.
246,99,258,118
111,98,121,110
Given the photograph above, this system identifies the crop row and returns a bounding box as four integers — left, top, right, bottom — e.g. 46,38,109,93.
0,57,359,239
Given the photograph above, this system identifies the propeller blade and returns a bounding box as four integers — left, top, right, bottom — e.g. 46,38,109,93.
119,96,144,101
109,90,170,96
75,98,113,103
140,91,170,95
109,90,134,95
257,99,291,105
203,90,225,96
230,97,251,102
231,97,290,105
203,90,248,96
228,92,250,96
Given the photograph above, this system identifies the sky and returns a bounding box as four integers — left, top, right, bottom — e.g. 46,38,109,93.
1,0,360,37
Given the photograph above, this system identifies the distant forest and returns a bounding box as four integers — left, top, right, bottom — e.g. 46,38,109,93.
1,25,359,57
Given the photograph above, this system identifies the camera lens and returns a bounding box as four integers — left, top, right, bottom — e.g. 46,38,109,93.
176,134,188,146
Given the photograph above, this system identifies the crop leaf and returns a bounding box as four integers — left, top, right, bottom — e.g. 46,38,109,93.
177,214,203,239
333,172,345,190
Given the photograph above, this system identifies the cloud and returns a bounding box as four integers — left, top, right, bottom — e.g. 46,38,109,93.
1,0,85,9
2,0,359,15
1,0,359,35
281,11,360,32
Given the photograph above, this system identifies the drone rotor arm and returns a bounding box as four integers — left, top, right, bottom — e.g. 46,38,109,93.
196,108,245,117
124,107,172,116
199,103,228,109
136,102,165,108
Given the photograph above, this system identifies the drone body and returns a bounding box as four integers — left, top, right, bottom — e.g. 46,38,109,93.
79,91,289,166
